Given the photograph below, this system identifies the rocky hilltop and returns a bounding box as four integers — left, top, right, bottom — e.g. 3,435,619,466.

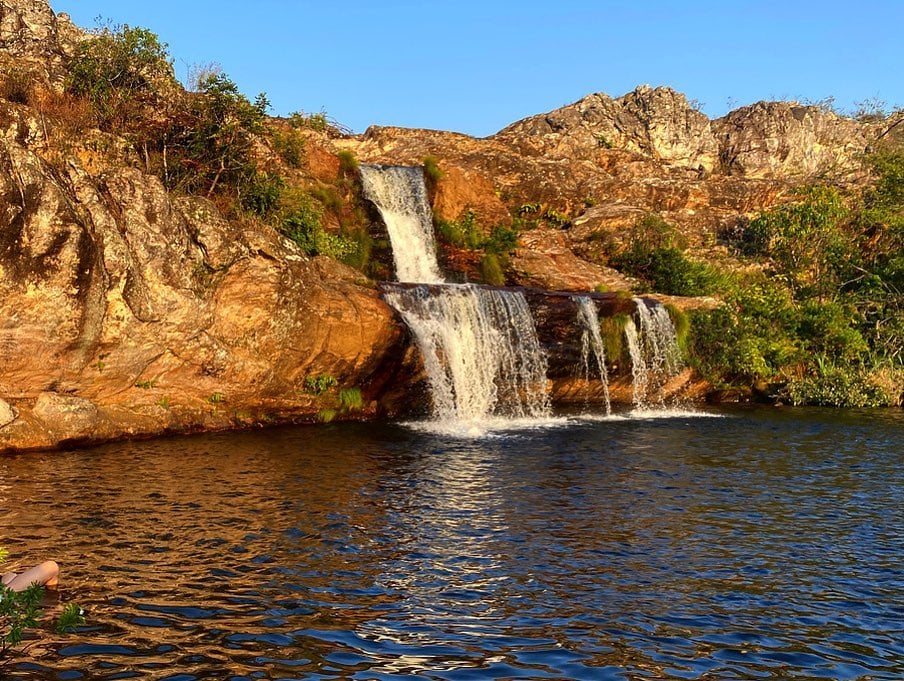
0,0,898,450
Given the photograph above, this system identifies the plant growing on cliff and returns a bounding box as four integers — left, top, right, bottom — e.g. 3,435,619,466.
66,23,174,126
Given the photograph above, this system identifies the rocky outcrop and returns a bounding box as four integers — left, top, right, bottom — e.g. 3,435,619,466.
0,101,411,451
0,0,81,81
493,85,877,180
495,86,720,172
714,101,875,179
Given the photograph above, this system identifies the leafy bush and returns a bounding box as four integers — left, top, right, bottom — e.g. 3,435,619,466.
304,374,337,395
271,127,306,168
337,150,359,176
240,172,284,217
66,24,174,126
788,360,894,407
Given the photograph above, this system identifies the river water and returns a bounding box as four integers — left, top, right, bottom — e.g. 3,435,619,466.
2,406,902,679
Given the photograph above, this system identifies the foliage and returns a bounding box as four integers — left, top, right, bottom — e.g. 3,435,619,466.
665,304,690,351
304,374,337,395
271,127,306,168
423,156,443,185
337,150,359,176
240,172,284,218
339,387,364,412
288,110,329,132
612,215,726,296
600,314,629,364
66,23,174,126
437,210,483,250
788,359,894,407
737,186,849,297
479,253,506,286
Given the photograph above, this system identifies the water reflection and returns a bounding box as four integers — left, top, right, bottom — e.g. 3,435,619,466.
1,407,902,679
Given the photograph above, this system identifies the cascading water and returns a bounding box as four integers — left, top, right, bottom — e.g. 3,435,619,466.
360,165,443,284
574,296,611,415
383,285,550,422
364,164,551,426
626,297,683,407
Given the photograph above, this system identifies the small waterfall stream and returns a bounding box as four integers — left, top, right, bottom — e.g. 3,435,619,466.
574,296,611,415
360,165,444,284
626,297,684,408
363,164,551,425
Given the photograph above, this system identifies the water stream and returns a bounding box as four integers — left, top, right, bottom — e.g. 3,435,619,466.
575,296,611,415
364,164,551,427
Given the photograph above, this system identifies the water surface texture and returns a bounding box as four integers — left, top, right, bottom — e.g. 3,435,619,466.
2,407,902,679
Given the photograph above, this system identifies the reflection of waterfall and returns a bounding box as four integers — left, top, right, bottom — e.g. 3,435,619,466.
384,285,549,422
360,164,443,284
626,298,683,407
575,297,611,415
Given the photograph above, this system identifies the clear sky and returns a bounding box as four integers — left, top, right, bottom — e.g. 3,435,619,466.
53,0,902,137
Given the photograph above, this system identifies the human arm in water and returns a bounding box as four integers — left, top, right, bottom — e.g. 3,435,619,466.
1,560,60,592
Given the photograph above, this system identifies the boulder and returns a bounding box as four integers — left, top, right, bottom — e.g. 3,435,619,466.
0,398,16,427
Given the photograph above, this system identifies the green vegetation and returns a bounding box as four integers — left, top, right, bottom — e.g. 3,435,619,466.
304,374,337,395
423,156,443,185
339,387,364,412
66,23,174,126
436,210,521,285
611,214,727,296
686,159,904,406
208,392,225,404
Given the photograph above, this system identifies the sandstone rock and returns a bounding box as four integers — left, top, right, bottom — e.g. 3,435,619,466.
0,0,82,81
714,102,874,179
32,391,98,436
0,398,16,427
510,228,633,292
494,86,720,172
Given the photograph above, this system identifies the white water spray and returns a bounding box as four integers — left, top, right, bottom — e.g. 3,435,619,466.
384,285,550,423
575,297,611,415
360,165,443,283
626,298,683,407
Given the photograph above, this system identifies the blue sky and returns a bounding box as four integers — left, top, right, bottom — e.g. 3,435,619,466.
53,1,902,137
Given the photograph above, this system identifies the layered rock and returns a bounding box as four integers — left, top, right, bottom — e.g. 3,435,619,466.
0,102,411,451
495,85,720,172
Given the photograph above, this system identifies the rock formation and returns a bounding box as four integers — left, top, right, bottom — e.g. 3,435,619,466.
0,0,891,450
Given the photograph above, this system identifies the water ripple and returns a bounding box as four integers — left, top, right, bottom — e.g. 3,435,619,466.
1,407,902,679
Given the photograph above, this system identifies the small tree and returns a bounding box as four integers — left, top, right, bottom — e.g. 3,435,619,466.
66,24,175,127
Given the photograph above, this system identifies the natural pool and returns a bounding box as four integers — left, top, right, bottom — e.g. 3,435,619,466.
2,406,902,679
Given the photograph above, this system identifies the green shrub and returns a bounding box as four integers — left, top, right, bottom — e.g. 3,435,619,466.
479,253,506,286
665,304,690,351
788,359,894,407
66,24,174,125
271,127,306,168
339,387,364,412
240,171,284,217
289,110,329,132
437,210,483,249
423,156,443,184
337,150,359,175
304,374,337,395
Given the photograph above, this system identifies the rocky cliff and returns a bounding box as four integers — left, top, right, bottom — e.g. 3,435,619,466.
0,0,893,450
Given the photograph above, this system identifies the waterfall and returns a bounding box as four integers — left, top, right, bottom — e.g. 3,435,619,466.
626,298,683,407
384,285,550,423
360,164,444,284
367,164,551,425
574,297,611,415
